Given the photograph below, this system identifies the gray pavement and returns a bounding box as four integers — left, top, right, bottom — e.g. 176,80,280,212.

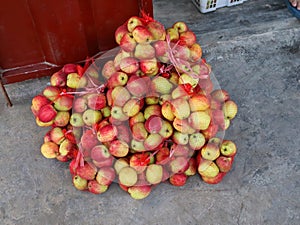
1,0,300,224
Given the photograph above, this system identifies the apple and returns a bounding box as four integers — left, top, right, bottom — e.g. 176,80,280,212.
151,76,173,94
115,24,128,45
171,98,190,119
114,158,129,174
122,98,142,117
158,94,172,105
87,93,107,110
216,156,234,173
53,95,73,111
40,141,59,158
211,89,230,103
53,111,70,127
144,104,162,120
118,166,138,187
100,106,111,118
107,72,128,89
126,76,149,97
184,158,197,176
70,113,84,127
119,57,139,74
172,21,188,33
127,185,152,200
198,159,219,178
37,104,57,123
161,101,175,121
169,156,189,174
147,20,166,40
199,78,213,94
189,43,202,62
35,117,54,127
171,85,190,99
222,100,238,120
110,106,129,121
120,33,136,52
173,118,196,134
171,144,190,157
146,164,163,185
166,27,179,42
49,127,65,145
155,147,171,165
202,122,219,140
132,25,153,43
174,45,191,61
212,109,225,130
172,131,189,145
131,139,146,152
140,58,159,76
130,153,151,173
80,129,99,150
220,140,237,157
116,124,131,144
50,71,67,87
131,122,148,141
102,60,116,79
73,97,87,113
158,120,174,139
31,95,51,116
129,111,145,127
76,162,97,180
92,156,114,168
62,63,77,74
144,133,164,151
201,143,220,161
145,116,163,134
145,95,160,105
109,139,129,157
73,175,88,191
85,66,99,80
96,167,116,186
127,16,143,32
178,73,198,88
97,124,118,143
88,180,109,194
114,50,132,71
201,172,226,184
67,73,87,89
59,138,75,156
91,145,111,162
111,86,131,107
134,43,155,60
188,94,210,111
152,40,168,56
42,86,61,101
82,109,102,126
179,30,196,47
188,132,206,150
169,173,187,186
188,111,211,130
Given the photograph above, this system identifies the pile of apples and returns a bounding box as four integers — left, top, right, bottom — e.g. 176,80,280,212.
30,14,238,200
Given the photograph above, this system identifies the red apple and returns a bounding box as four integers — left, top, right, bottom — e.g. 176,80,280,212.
96,167,116,186
91,145,111,162
169,173,187,186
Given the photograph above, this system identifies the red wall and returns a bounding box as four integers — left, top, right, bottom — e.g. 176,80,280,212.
0,0,153,84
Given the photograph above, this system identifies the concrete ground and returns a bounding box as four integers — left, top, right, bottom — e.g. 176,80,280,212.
1,0,300,224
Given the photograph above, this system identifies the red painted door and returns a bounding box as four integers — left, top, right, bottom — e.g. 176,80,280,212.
0,0,153,84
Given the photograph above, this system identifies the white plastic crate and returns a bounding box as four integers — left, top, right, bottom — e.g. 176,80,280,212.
192,0,246,13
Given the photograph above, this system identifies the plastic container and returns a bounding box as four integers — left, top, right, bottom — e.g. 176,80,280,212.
192,0,246,13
